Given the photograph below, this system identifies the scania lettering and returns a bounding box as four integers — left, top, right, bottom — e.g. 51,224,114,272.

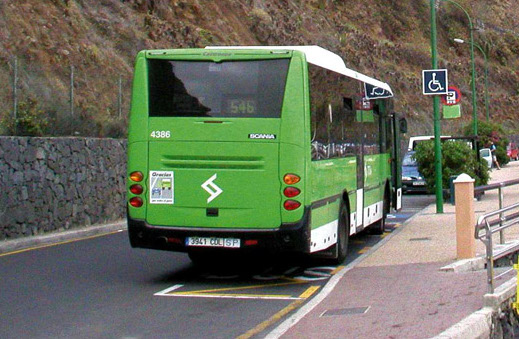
127,46,404,263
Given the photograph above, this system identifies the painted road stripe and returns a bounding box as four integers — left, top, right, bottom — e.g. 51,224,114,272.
162,293,301,300
0,230,124,258
236,286,320,339
154,279,308,300
154,284,184,296
358,246,372,254
330,265,345,275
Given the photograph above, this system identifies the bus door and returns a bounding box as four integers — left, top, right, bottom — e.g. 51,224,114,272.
390,113,403,211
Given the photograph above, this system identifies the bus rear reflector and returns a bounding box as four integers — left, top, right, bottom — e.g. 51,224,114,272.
283,174,300,185
283,187,301,198
130,171,144,182
283,200,301,211
130,184,143,195
244,240,259,246
129,197,143,208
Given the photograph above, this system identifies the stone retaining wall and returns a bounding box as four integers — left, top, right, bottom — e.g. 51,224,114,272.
0,137,127,240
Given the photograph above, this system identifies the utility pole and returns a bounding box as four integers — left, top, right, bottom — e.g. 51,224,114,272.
12,56,18,135
70,65,74,116
118,76,122,118
430,0,444,213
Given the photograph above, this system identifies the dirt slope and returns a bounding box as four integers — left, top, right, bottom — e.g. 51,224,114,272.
0,0,518,136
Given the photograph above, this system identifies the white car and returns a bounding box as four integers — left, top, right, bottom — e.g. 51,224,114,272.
479,148,492,168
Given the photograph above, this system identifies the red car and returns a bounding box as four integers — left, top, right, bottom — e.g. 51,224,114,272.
507,143,518,161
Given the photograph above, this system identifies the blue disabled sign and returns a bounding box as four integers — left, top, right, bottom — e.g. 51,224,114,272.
422,69,448,95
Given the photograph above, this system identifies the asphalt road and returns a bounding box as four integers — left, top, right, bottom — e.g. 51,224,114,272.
0,194,434,339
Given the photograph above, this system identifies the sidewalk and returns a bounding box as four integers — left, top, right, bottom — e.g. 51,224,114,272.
277,161,519,338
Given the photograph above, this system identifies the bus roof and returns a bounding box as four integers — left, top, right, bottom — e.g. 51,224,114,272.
205,45,393,95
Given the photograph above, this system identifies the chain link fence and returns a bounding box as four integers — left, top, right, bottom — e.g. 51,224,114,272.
0,55,131,138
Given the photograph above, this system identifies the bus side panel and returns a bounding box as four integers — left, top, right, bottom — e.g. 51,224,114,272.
363,153,389,226
279,53,306,224
127,52,149,221
128,52,149,145
309,157,356,251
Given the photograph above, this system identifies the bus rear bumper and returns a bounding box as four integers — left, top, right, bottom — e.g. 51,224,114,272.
127,208,310,254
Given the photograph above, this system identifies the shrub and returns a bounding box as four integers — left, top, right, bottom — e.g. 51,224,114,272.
414,140,489,191
463,121,509,166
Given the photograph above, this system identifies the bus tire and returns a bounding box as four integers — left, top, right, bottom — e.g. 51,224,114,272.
333,202,349,264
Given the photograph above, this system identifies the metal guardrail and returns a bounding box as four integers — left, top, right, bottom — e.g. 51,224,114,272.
475,178,519,244
475,177,519,293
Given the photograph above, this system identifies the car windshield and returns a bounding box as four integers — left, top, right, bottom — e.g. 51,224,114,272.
402,152,417,166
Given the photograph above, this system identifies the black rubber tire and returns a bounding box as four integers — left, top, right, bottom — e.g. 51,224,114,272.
332,202,349,264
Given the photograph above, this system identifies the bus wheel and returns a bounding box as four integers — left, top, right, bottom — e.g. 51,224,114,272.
333,203,349,264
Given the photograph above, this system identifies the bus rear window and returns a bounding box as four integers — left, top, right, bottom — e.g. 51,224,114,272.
148,59,289,118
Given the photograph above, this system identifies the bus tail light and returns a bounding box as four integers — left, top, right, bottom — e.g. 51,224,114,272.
284,200,301,211
129,197,143,208
283,174,300,185
130,184,143,195
244,239,259,246
283,187,301,198
130,171,144,182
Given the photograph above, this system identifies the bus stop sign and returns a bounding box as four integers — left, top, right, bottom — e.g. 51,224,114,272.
441,86,461,106
422,69,448,95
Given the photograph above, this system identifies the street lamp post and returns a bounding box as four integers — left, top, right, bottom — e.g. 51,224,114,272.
441,0,478,136
429,0,444,213
454,39,490,122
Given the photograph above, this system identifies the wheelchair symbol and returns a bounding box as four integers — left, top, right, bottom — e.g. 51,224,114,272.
427,72,445,92
370,87,386,96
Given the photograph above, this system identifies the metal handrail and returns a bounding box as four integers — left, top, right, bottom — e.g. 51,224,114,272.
475,202,519,293
474,178,519,244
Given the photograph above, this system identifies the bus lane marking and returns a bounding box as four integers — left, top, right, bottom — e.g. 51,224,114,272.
154,279,309,300
236,285,320,339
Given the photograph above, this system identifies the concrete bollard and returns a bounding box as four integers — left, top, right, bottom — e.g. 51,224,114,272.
454,173,476,259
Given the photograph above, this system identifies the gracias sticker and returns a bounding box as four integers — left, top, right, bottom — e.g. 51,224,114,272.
149,171,174,204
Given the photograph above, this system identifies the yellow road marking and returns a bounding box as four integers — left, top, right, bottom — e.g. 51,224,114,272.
331,265,345,275
0,230,123,258
393,223,401,228
381,232,390,238
169,280,305,295
298,285,320,298
352,240,365,244
236,286,320,339
358,246,372,254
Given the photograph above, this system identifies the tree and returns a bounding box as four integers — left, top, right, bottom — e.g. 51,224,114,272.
414,140,489,191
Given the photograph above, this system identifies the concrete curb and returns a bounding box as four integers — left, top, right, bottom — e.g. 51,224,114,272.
431,307,493,339
0,220,126,255
439,257,486,273
432,276,517,339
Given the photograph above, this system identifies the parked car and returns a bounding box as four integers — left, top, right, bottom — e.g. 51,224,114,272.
507,142,518,161
402,151,427,193
479,148,492,168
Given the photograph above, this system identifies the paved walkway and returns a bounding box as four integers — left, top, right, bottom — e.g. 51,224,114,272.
278,161,519,338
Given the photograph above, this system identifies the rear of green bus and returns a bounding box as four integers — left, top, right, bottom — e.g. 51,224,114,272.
127,49,310,255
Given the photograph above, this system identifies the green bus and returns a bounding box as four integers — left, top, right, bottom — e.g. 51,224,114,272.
127,46,403,263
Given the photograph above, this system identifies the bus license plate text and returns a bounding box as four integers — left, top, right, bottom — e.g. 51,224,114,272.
185,237,240,248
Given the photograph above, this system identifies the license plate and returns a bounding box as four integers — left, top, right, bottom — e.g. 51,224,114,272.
185,237,241,248
413,180,425,186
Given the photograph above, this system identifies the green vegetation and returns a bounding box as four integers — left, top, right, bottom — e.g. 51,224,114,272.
414,140,489,190
463,121,509,166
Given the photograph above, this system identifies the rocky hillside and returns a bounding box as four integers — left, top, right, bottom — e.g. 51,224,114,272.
0,0,518,137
